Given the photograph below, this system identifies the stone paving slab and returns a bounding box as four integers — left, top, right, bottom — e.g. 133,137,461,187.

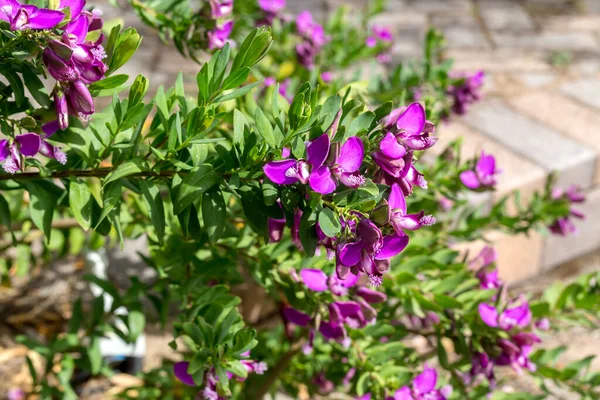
560,79,600,109
509,91,600,184
462,99,597,189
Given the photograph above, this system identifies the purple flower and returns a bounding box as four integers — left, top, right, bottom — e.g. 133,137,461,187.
268,215,286,243
321,71,333,83
208,20,233,50
0,133,42,173
283,306,311,327
469,246,497,269
0,0,65,31
296,11,328,46
388,183,435,236
449,70,484,115
7,388,25,400
263,134,364,195
394,366,449,400
478,300,531,331
209,0,233,18
66,80,94,120
356,286,387,304
460,151,500,190
496,334,540,373
469,246,501,289
258,0,285,14
300,269,329,292
549,186,585,236
535,318,550,331
382,103,438,152
366,25,393,47
465,352,496,388
338,219,409,286
173,361,196,386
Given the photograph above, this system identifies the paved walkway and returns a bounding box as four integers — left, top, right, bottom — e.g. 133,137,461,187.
91,0,600,283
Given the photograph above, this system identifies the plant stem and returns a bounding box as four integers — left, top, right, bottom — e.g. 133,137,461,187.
254,337,307,399
0,169,180,181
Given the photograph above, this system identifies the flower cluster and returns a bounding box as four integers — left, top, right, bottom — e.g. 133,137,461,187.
448,70,485,115
42,6,106,128
208,0,234,50
257,0,285,25
0,0,65,31
359,366,451,400
366,25,393,64
295,11,329,68
549,185,585,236
460,150,500,191
173,355,267,399
374,103,436,195
263,102,437,287
283,268,387,351
0,130,66,174
469,246,502,290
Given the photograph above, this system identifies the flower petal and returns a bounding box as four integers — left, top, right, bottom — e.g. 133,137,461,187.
374,235,409,260
319,320,345,339
340,272,359,288
337,136,364,173
380,132,406,159
388,183,407,213
16,133,41,156
306,133,330,169
300,269,329,292
309,166,336,194
173,362,196,386
65,14,89,43
334,301,361,318
478,303,499,328
393,387,414,400
263,159,299,185
25,8,64,30
59,0,84,17
339,241,363,267
356,287,387,303
396,102,426,136
477,151,496,176
0,140,9,162
283,306,311,327
413,366,437,394
460,170,480,189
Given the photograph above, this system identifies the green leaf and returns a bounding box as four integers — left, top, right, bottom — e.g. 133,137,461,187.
1,69,25,106
202,188,226,242
154,85,169,129
89,74,129,95
173,165,219,215
69,179,93,231
231,328,257,356
222,67,250,91
139,180,166,244
183,322,204,344
109,28,142,74
213,80,262,103
128,310,145,341
233,109,248,146
104,158,147,185
0,195,14,243
24,182,56,241
318,208,341,238
226,360,248,379
87,337,103,374
299,206,319,256
128,74,149,106
21,67,50,107
96,180,122,227
254,107,278,148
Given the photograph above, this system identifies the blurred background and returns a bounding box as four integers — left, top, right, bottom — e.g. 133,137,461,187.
2,0,600,398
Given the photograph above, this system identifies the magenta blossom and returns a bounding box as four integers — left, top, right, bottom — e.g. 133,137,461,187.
209,0,233,18
387,183,436,236
258,0,285,14
338,219,409,286
460,151,500,190
366,25,393,47
299,268,359,295
0,132,66,174
549,186,585,236
495,333,540,373
393,366,450,400
382,103,438,152
263,134,364,194
469,246,502,289
478,300,532,331
296,11,328,46
449,70,484,115
208,20,233,50
0,0,65,31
